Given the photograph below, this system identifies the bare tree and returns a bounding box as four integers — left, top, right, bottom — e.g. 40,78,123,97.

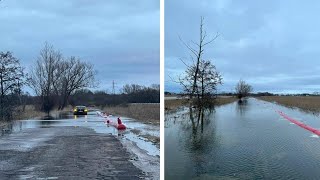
28,43,62,114
178,17,219,100
180,59,222,107
54,56,96,110
176,17,221,107
28,42,97,113
122,84,143,94
198,59,222,104
0,51,24,120
235,79,253,99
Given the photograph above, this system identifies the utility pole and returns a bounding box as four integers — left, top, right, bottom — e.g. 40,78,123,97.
112,80,116,95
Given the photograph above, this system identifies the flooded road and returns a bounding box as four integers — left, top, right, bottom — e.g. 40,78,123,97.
165,98,320,180
0,111,159,179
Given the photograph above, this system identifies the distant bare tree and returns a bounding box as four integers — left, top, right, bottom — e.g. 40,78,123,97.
122,84,143,94
28,43,62,114
54,56,96,110
235,79,253,99
29,42,97,113
0,51,24,120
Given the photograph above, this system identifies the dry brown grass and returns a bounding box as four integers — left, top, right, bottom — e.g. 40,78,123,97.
165,96,237,110
103,103,160,126
10,105,72,121
257,96,320,113
0,105,45,127
215,96,238,106
13,105,46,120
165,99,188,110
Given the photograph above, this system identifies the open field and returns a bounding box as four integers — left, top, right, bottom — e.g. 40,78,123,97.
165,96,238,110
103,103,160,126
257,96,320,113
165,99,187,110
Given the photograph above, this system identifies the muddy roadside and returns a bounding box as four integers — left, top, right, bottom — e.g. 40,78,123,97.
0,126,149,180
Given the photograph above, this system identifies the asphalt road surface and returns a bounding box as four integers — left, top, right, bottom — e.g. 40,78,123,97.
0,113,159,180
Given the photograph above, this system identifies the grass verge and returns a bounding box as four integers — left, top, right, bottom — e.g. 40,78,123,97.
14,105,46,120
257,96,320,113
1,105,45,127
165,96,238,110
103,103,160,126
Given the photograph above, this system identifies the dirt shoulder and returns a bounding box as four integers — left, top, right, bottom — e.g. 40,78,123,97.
103,103,160,126
0,126,147,179
165,96,238,110
257,96,320,114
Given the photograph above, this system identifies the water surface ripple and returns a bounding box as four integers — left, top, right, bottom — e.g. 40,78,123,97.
165,98,320,180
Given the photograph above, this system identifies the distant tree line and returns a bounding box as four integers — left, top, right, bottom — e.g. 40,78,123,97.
21,84,160,108
166,91,320,97
69,84,160,107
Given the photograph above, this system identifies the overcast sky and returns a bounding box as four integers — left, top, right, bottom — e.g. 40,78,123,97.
165,0,320,94
0,0,159,93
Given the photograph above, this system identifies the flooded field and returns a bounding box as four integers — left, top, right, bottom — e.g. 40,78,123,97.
165,98,320,179
0,111,160,179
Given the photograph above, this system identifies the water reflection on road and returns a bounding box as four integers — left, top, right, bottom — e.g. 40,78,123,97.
165,98,320,179
0,111,160,179
0,112,160,157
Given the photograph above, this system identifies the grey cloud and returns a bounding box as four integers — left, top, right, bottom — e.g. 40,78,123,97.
165,0,320,93
0,0,159,92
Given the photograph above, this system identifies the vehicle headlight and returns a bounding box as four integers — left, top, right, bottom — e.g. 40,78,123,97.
84,109,88,112
74,109,77,112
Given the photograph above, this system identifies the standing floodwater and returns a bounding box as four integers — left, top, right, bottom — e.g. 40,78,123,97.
0,111,159,179
165,98,320,179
